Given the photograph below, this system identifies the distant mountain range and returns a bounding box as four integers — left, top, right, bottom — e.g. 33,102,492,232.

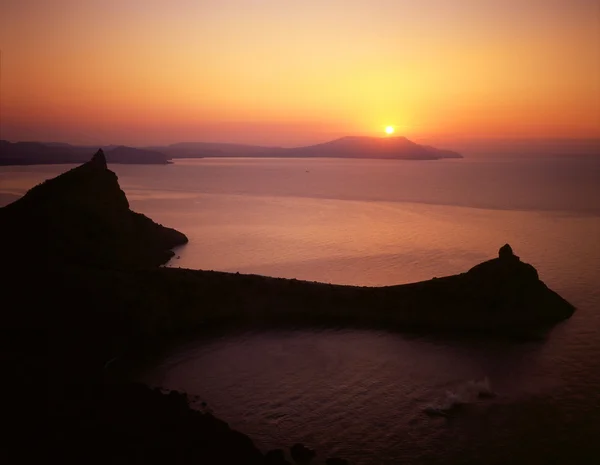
0,141,170,165
0,136,462,165
147,136,463,160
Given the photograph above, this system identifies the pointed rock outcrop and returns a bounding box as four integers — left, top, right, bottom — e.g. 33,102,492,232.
0,152,187,268
499,243,518,260
90,148,107,169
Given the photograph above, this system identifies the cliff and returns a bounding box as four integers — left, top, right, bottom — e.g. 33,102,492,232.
1,155,574,464
0,149,187,268
40,383,265,465
0,153,573,341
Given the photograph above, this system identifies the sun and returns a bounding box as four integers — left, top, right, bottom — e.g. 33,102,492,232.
385,126,395,135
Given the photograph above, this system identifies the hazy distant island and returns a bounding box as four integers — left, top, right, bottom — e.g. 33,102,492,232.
2,151,572,464
148,136,463,160
0,136,462,166
0,140,171,165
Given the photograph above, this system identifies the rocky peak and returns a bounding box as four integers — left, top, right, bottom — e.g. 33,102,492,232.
0,153,188,268
499,243,514,259
90,148,107,169
466,243,537,284
498,243,521,261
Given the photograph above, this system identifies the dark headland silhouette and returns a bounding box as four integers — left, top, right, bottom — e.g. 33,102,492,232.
1,149,187,268
1,151,573,464
0,135,462,165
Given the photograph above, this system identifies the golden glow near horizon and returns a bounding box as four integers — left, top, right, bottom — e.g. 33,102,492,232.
0,0,599,146
385,126,395,135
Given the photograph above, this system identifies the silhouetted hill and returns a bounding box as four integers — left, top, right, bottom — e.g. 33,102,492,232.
149,136,462,160
1,137,461,163
0,155,573,464
104,145,170,164
151,141,282,158
281,136,462,160
0,140,84,164
0,140,170,165
0,149,187,268
0,150,573,340
0,153,573,340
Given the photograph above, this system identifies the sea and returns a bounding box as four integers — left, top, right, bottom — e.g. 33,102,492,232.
2,155,600,464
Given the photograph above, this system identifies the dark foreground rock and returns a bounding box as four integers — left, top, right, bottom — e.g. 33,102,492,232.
326,459,350,465
0,149,187,268
0,152,573,335
0,154,574,464
48,383,264,465
265,449,292,465
291,443,317,464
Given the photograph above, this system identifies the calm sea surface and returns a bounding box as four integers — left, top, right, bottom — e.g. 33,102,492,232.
2,156,600,463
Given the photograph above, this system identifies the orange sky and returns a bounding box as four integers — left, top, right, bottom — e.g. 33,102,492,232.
1,0,599,146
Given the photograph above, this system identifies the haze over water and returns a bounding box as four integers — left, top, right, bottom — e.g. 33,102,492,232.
2,155,600,463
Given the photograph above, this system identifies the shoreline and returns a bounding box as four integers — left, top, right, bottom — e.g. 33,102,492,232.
0,152,576,464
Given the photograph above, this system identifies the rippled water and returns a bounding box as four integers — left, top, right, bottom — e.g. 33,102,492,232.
143,326,600,464
2,156,600,463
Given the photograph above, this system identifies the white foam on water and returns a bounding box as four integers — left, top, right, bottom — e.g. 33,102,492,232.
424,377,496,416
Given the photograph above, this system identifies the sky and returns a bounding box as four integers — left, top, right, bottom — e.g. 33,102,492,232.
1,0,599,147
